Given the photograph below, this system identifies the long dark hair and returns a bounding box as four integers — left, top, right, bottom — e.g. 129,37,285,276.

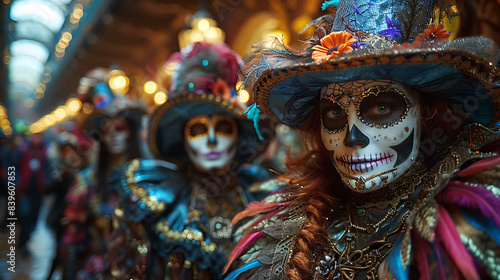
96,116,141,192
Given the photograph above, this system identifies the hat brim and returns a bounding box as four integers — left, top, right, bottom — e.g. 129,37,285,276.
254,38,500,127
149,93,271,167
83,108,145,140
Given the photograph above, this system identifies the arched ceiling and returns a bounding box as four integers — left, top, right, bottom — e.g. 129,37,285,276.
3,0,496,135
2,0,325,133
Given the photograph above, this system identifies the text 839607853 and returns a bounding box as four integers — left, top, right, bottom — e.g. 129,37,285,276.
6,166,16,272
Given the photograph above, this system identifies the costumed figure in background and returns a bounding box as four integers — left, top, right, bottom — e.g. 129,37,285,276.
17,132,49,255
61,68,146,279
0,132,23,230
45,121,94,280
225,0,500,279
107,41,272,279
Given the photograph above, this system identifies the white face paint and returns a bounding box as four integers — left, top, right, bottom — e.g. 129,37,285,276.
184,114,238,172
103,118,130,155
320,80,421,192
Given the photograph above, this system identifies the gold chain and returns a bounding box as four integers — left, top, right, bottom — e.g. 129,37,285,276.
346,204,397,233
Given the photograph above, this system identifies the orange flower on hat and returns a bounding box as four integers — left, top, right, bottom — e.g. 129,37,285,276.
213,78,232,101
393,22,450,49
413,22,450,46
424,22,450,40
312,32,358,62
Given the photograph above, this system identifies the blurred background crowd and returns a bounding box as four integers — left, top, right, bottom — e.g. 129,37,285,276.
0,0,499,279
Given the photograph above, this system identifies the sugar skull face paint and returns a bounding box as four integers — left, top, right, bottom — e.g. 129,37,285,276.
320,80,421,192
184,114,238,172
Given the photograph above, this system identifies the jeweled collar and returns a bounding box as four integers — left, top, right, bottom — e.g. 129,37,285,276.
315,124,499,279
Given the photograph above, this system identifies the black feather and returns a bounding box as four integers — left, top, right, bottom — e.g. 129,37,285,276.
395,0,437,43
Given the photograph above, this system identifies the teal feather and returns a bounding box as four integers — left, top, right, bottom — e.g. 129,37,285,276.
245,104,264,141
387,236,410,280
224,260,262,280
322,0,340,10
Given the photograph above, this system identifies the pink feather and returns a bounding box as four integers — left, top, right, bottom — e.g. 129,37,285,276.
456,155,500,177
224,231,265,273
437,183,500,228
232,201,293,225
246,208,285,230
412,230,431,280
435,205,479,280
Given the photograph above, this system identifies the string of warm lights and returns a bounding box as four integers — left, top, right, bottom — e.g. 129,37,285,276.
0,105,13,136
29,68,132,133
145,68,249,106
178,17,225,50
34,0,91,103
55,1,87,60
142,79,168,106
29,98,82,134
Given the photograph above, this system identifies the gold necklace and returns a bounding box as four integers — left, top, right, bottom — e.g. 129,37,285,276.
346,204,397,233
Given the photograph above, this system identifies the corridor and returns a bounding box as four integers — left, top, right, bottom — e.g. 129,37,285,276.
0,196,59,280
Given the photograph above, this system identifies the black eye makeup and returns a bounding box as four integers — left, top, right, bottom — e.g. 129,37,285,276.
319,99,348,133
185,117,209,141
185,116,237,141
357,87,410,128
190,123,208,136
215,119,234,135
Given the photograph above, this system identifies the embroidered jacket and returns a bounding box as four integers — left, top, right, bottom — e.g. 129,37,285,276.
225,124,500,280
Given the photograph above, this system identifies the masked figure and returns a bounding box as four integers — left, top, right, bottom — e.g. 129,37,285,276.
60,68,145,279
107,42,271,279
225,0,500,279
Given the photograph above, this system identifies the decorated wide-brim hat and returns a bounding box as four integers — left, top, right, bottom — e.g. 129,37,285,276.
76,67,147,138
84,107,146,140
245,0,500,128
149,41,271,165
149,91,270,165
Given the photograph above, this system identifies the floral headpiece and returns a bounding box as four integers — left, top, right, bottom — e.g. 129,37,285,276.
240,0,499,128
149,42,270,165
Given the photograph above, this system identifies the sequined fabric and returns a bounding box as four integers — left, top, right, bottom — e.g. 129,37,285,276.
108,159,271,279
225,125,500,279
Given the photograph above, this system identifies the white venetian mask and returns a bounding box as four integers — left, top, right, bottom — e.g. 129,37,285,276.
320,80,421,192
103,118,130,155
184,114,238,172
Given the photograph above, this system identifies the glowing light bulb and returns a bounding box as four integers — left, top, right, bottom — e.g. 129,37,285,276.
198,19,210,32
1,119,10,128
109,74,130,95
144,81,158,94
235,81,244,91
55,107,67,120
154,91,167,105
30,123,42,134
61,32,72,42
4,127,12,135
238,89,250,103
191,30,204,43
67,98,82,112
47,115,56,125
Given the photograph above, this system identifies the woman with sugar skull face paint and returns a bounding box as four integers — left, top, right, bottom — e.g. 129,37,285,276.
319,80,421,191
106,42,272,279
184,114,239,173
224,0,500,279
58,67,146,280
